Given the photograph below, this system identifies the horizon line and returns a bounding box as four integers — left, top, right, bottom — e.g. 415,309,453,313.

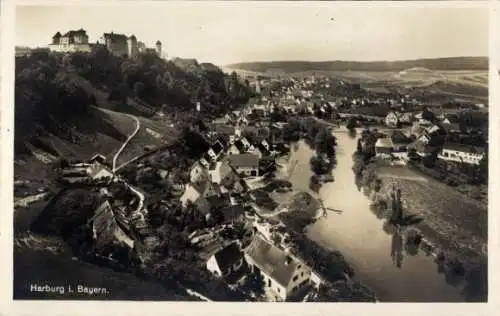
224,55,488,66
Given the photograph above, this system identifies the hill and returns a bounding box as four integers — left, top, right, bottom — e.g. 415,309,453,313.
226,57,488,74
14,48,254,194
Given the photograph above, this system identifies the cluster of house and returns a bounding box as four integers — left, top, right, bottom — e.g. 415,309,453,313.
60,154,152,254
47,28,162,58
179,110,283,220
205,234,323,301
60,154,113,184
375,110,486,165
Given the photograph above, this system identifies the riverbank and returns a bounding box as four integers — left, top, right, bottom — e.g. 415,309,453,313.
268,137,377,301
353,148,487,301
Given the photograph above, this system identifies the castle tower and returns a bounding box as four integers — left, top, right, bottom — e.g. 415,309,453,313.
155,40,162,57
127,35,138,58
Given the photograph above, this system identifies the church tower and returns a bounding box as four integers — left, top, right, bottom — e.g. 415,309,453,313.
155,40,162,57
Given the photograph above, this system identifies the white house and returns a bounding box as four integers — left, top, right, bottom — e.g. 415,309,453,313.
438,143,485,165
385,111,400,128
375,137,394,157
244,235,312,301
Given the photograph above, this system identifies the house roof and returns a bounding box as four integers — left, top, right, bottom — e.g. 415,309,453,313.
103,32,128,41
375,137,394,148
213,124,236,135
244,236,308,288
213,243,242,270
53,32,62,38
63,29,87,37
228,153,260,168
442,122,461,132
442,143,486,155
219,205,245,222
391,131,412,145
408,140,434,154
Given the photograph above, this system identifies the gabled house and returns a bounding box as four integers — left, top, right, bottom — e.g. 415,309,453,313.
206,242,247,284
190,161,209,183
244,235,312,301
227,153,261,178
385,111,401,128
207,136,229,162
407,140,435,157
180,179,220,215
228,139,250,156
391,131,412,152
375,137,394,157
218,161,247,194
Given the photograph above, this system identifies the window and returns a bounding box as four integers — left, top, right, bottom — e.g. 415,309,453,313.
268,279,271,287
301,272,304,277
251,170,257,177
293,275,299,282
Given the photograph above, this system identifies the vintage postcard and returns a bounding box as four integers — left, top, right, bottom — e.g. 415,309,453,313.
1,0,496,314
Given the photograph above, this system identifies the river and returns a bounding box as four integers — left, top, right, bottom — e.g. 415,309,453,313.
287,128,466,302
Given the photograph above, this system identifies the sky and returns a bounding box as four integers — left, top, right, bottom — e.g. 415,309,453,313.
15,3,489,66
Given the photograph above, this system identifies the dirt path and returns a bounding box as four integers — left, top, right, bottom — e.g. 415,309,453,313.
111,114,140,172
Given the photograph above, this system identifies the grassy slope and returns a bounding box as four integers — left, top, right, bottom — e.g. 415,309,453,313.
14,247,196,300
375,167,487,256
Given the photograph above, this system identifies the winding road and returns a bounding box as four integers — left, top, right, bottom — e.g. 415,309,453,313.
112,114,141,173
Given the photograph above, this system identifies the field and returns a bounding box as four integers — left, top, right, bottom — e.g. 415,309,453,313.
230,67,488,103
376,165,487,256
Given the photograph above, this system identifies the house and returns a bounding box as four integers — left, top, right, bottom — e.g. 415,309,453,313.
218,161,246,194
218,205,246,224
206,242,247,284
385,111,400,128
180,179,220,215
61,161,113,184
199,153,211,168
212,124,237,144
244,235,312,301
407,140,435,157
89,201,135,251
391,131,412,152
207,137,229,161
399,112,414,124
90,154,107,165
227,139,250,156
416,132,432,145
438,143,485,165
190,161,209,183
375,137,394,157
442,122,461,134
227,153,261,178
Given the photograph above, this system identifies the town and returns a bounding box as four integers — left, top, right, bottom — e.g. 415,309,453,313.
14,26,488,303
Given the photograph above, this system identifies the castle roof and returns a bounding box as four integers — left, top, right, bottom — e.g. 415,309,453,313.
129,35,137,40
52,32,62,38
156,40,162,45
103,32,128,41
62,29,87,37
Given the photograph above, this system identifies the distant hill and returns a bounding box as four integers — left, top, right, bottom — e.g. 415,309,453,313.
226,57,488,73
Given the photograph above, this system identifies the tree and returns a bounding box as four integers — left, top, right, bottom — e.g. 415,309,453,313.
133,81,145,98
346,117,357,130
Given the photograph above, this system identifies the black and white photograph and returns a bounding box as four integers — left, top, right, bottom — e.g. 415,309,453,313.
7,0,491,307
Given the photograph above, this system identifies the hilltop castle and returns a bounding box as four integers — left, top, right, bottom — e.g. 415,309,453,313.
49,29,162,58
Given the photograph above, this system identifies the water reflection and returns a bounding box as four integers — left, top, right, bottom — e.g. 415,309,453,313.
348,129,357,139
390,228,404,268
